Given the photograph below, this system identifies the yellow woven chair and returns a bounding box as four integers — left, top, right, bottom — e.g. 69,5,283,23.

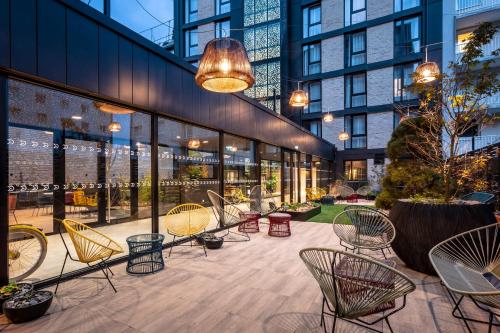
55,219,124,294
163,204,211,257
86,193,98,207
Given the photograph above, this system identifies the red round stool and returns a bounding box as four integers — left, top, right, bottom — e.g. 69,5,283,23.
268,213,292,237
238,211,261,233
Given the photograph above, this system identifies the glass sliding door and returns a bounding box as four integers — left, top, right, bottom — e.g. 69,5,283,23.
6,80,151,282
299,154,311,202
259,143,281,203
283,151,292,203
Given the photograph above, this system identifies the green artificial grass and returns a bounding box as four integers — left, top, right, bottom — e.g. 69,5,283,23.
306,204,370,224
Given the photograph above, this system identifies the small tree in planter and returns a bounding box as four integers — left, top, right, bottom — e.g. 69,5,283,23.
388,22,500,275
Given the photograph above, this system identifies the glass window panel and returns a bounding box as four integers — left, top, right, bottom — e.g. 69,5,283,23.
110,0,174,48
81,0,104,12
260,144,281,199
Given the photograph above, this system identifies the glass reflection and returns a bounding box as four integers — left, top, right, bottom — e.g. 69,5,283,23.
260,144,281,201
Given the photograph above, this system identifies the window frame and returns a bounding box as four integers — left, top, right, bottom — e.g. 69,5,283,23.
216,0,231,15
185,0,198,23
394,16,421,57
184,28,198,57
215,20,230,38
303,5,322,38
344,113,367,149
345,30,367,68
304,120,322,137
303,81,322,114
303,43,321,76
394,0,420,12
345,0,367,27
344,159,368,181
393,61,420,102
344,72,367,109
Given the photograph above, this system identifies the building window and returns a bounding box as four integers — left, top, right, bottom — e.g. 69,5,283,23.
345,73,366,108
80,0,104,12
345,31,366,67
303,43,321,76
344,160,367,180
303,5,321,38
244,0,280,27
345,0,366,27
395,0,420,12
344,114,367,149
304,81,321,114
395,16,420,57
216,0,231,15
185,0,198,23
304,120,322,137
185,28,198,57
393,111,401,129
394,62,419,101
215,20,230,38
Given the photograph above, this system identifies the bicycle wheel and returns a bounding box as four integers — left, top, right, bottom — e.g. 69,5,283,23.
8,227,47,282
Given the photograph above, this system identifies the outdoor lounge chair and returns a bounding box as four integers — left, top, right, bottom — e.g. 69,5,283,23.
55,219,123,294
207,190,250,241
299,248,416,333
429,223,500,333
333,207,395,258
163,203,211,257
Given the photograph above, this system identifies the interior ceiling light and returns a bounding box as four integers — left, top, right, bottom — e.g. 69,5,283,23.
94,102,135,115
188,139,201,149
323,113,333,123
294,145,299,150
414,47,440,83
289,82,308,107
195,37,255,93
202,140,209,144
338,131,350,141
71,115,82,120
108,121,122,132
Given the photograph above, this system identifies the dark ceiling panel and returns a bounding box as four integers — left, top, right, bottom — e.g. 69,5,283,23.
67,10,98,92
98,27,119,99
148,54,166,113
0,0,9,67
37,0,66,83
118,37,133,103
10,0,36,74
132,45,149,107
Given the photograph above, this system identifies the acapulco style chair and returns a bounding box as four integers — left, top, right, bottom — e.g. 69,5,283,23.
207,190,250,242
333,207,396,259
429,223,500,333
300,248,416,333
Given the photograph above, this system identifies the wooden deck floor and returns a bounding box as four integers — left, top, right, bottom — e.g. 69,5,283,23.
0,221,493,333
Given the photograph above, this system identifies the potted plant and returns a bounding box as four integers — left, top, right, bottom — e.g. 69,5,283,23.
2,289,53,323
196,232,224,249
0,283,33,313
381,23,499,275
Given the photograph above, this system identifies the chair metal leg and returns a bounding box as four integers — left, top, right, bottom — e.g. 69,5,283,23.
55,252,69,294
98,262,117,293
385,317,394,333
447,290,472,333
168,235,176,257
331,312,337,333
202,242,207,257
381,248,388,259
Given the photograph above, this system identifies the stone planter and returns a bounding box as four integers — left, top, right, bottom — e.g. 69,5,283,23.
389,199,496,275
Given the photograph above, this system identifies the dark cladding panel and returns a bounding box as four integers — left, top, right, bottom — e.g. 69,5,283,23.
67,10,99,92
148,54,166,112
132,45,149,107
198,89,211,125
0,0,9,67
164,62,181,115
118,37,133,103
191,82,201,124
37,0,66,83
180,70,193,120
10,0,36,74
98,27,119,99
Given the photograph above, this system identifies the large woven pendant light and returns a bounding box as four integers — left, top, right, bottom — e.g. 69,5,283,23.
94,102,135,115
289,82,309,107
195,37,255,93
414,47,440,83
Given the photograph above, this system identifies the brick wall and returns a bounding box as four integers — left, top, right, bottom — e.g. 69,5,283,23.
367,23,393,63
322,77,344,112
322,0,344,32
367,67,393,106
322,36,344,72
198,23,215,54
367,111,393,149
322,115,345,150
367,0,393,20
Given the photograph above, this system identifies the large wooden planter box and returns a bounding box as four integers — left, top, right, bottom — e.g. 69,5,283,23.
282,205,321,221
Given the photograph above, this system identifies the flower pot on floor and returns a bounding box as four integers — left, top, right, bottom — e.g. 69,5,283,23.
2,290,53,324
196,233,224,249
389,199,496,275
0,283,33,314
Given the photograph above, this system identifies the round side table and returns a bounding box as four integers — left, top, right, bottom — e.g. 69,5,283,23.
238,211,261,233
268,213,292,237
126,233,165,275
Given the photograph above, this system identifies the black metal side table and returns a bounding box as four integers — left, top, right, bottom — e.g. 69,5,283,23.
126,233,165,275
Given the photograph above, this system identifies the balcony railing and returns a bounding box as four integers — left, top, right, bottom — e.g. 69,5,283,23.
139,19,175,49
456,0,500,15
456,32,500,61
457,135,500,155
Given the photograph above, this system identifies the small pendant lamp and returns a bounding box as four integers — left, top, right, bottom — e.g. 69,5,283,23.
188,139,201,149
338,131,350,141
108,121,121,132
195,37,255,93
415,47,440,83
289,82,309,107
323,113,333,123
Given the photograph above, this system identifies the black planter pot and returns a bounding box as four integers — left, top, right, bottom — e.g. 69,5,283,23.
3,290,53,324
0,283,34,314
389,199,496,275
196,235,224,249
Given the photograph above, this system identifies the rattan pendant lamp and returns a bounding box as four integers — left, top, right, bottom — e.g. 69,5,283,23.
414,47,440,83
338,131,349,141
323,113,333,122
195,37,255,93
289,82,309,107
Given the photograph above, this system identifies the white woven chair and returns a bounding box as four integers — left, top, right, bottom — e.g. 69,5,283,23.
429,223,500,333
300,248,416,333
207,190,250,242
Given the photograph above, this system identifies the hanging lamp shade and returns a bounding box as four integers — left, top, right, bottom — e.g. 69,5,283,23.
323,113,333,123
195,37,255,93
95,102,135,115
188,139,201,149
414,61,440,83
289,90,309,107
108,121,121,132
338,131,350,141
